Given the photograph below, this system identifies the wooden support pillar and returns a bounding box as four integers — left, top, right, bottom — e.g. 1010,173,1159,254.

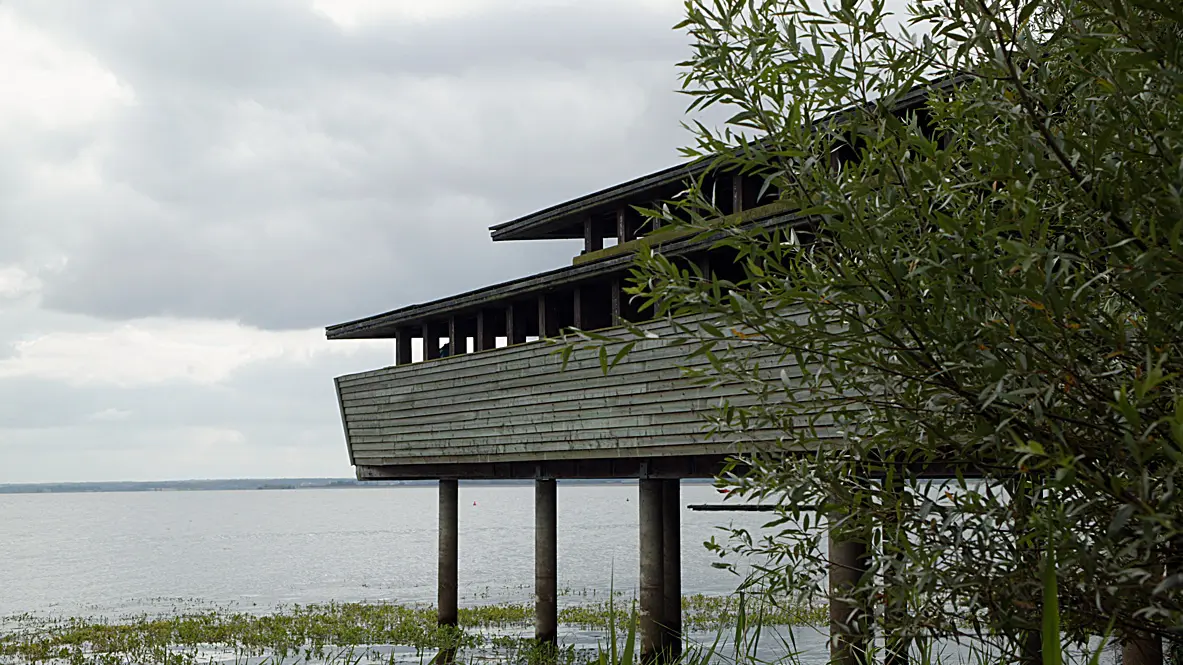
584,217,603,254
438,479,459,627
732,173,746,214
507,304,526,345
424,323,441,360
535,479,558,645
611,278,623,326
447,317,465,356
538,294,559,339
573,288,584,329
829,511,871,665
662,479,682,661
395,328,413,366
639,478,665,665
1123,636,1163,665
476,311,495,352
617,207,635,244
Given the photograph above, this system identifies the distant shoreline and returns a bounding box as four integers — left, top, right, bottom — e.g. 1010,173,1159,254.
0,477,712,495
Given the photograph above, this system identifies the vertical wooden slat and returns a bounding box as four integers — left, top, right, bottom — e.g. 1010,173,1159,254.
610,278,622,326
573,288,583,329
476,311,495,352
732,173,745,214
538,294,560,338
396,328,413,366
447,317,459,356
424,323,441,360
617,207,634,244
507,303,527,345
584,217,603,254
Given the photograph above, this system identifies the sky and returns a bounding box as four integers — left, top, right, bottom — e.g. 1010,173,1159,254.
0,0,702,483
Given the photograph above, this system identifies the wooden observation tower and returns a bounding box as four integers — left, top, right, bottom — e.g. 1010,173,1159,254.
326,84,947,663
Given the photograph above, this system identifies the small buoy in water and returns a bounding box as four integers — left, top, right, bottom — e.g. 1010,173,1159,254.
473,501,478,506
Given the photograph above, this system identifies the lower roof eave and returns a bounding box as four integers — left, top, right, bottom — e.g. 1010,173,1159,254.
326,208,806,340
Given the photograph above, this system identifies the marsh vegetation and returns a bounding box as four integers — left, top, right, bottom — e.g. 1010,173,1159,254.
0,595,826,665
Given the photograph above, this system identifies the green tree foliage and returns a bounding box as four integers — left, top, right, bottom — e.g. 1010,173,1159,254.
572,0,1183,657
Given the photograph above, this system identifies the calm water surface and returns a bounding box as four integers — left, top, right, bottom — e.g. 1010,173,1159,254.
0,483,781,617
0,484,1117,665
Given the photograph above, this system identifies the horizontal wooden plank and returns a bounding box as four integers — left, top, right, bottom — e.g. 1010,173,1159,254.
340,383,808,425
334,337,773,392
334,312,806,388
338,350,812,408
347,417,837,457
339,375,826,436
336,312,837,467
345,397,838,441
349,432,836,467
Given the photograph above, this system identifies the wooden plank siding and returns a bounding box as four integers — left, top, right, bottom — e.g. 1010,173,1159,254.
336,315,837,469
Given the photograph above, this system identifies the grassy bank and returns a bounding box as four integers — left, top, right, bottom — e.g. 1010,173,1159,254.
0,596,824,665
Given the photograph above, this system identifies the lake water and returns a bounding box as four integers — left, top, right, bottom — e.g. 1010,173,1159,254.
0,483,775,617
0,483,1123,665
0,483,839,662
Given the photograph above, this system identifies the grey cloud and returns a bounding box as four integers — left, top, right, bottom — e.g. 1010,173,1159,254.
15,1,688,87
0,345,391,432
0,340,393,483
6,0,696,330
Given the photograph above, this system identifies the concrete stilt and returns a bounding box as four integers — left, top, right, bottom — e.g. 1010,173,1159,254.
535,478,558,645
639,478,665,665
1010,478,1042,665
662,479,682,661
883,475,909,665
829,512,870,665
438,479,459,626
1123,636,1163,665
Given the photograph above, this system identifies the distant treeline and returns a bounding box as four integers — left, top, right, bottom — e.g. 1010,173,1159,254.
0,477,663,495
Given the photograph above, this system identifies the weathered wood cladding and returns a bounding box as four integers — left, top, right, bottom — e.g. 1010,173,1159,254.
336,315,836,469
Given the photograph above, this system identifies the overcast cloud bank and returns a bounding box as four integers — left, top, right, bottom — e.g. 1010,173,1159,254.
0,0,703,483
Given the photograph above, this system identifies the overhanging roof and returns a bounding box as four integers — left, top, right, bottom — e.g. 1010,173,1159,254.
328,74,966,339
487,74,966,243
327,208,803,339
487,161,707,241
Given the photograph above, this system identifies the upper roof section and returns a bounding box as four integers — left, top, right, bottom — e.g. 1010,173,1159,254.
488,74,964,243
488,162,704,241
325,75,964,340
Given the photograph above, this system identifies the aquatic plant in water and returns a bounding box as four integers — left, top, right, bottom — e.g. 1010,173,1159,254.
0,595,823,665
